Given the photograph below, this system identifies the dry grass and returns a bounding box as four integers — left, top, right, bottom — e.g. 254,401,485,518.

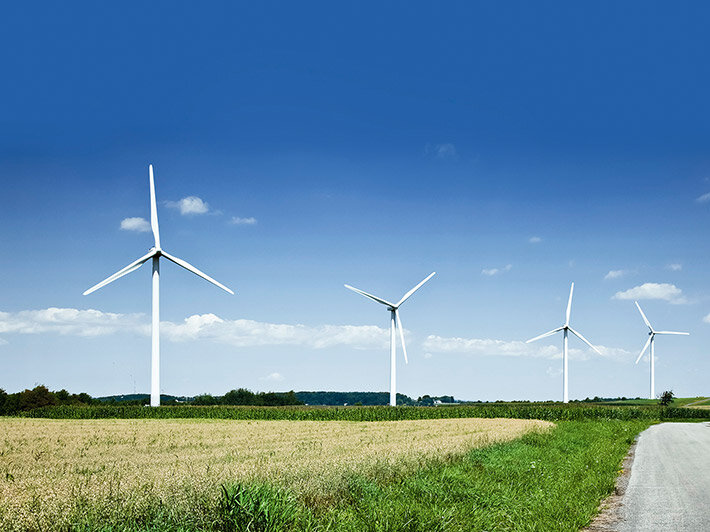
0,417,551,530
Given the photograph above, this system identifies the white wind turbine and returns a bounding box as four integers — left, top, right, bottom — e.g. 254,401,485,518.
634,301,689,400
526,283,602,403
84,165,234,407
345,272,436,406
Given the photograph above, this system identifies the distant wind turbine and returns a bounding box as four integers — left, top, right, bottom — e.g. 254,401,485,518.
526,283,602,403
634,301,689,400
345,272,436,406
84,165,234,407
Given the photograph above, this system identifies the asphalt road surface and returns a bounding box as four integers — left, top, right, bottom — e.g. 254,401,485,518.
619,422,710,531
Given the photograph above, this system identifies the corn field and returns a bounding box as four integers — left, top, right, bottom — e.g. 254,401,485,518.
18,403,710,422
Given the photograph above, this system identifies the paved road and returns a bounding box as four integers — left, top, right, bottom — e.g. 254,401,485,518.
619,422,710,531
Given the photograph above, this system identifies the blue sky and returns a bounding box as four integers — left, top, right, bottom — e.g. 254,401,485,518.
1,2,709,400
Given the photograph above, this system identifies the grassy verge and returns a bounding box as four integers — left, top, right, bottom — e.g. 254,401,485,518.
254,420,653,532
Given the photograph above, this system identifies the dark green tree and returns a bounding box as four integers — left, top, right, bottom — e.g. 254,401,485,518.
659,390,674,406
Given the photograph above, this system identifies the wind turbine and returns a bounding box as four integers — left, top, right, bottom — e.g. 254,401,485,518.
345,272,435,406
84,165,234,407
526,283,602,403
634,301,689,400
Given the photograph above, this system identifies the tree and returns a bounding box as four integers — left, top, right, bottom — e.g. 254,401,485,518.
659,390,674,406
17,385,58,411
55,389,70,402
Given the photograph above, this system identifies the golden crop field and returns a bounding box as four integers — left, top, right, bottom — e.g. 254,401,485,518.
0,417,551,530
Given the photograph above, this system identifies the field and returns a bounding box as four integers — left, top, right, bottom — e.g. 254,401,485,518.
2,403,706,531
1,417,548,531
599,396,709,407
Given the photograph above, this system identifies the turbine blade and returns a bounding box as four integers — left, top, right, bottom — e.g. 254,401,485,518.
565,282,574,326
654,331,690,336
395,310,408,364
634,301,652,331
149,165,160,249
526,326,564,343
83,250,155,295
161,250,234,294
396,271,436,307
343,284,395,307
635,335,652,364
568,327,603,356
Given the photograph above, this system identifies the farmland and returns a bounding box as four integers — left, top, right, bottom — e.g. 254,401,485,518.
1,417,548,531
1,403,707,531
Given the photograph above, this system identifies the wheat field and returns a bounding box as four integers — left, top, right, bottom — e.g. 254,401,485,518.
0,416,551,530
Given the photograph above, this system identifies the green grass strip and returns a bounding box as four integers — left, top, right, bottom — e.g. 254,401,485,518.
214,420,652,532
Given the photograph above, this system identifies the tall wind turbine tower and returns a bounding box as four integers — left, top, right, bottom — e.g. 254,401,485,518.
634,301,689,399
526,283,602,403
345,272,435,406
84,165,233,406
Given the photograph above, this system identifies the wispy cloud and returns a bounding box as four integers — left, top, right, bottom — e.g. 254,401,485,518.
612,283,687,304
120,217,151,232
0,308,147,337
423,335,559,358
0,308,389,350
161,314,389,349
528,236,542,244
166,196,210,215
425,143,457,160
546,366,562,378
696,192,710,203
481,264,512,276
666,263,682,271
422,335,631,362
230,216,257,226
703,313,710,324
604,269,629,280
260,372,284,382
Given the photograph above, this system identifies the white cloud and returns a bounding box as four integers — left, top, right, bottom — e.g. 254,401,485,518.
604,269,628,280
161,314,389,349
696,192,710,203
260,372,284,382
0,308,389,350
612,283,687,304
425,143,457,160
546,366,562,378
120,217,151,232
0,308,147,338
703,313,710,324
230,216,257,226
481,264,512,276
666,263,682,271
167,196,210,215
529,236,542,244
422,335,561,359
422,335,631,363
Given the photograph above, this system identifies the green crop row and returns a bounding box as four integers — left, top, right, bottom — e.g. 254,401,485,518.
18,403,710,422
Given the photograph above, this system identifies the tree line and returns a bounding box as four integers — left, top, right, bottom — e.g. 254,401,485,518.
0,386,460,414
0,385,95,415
